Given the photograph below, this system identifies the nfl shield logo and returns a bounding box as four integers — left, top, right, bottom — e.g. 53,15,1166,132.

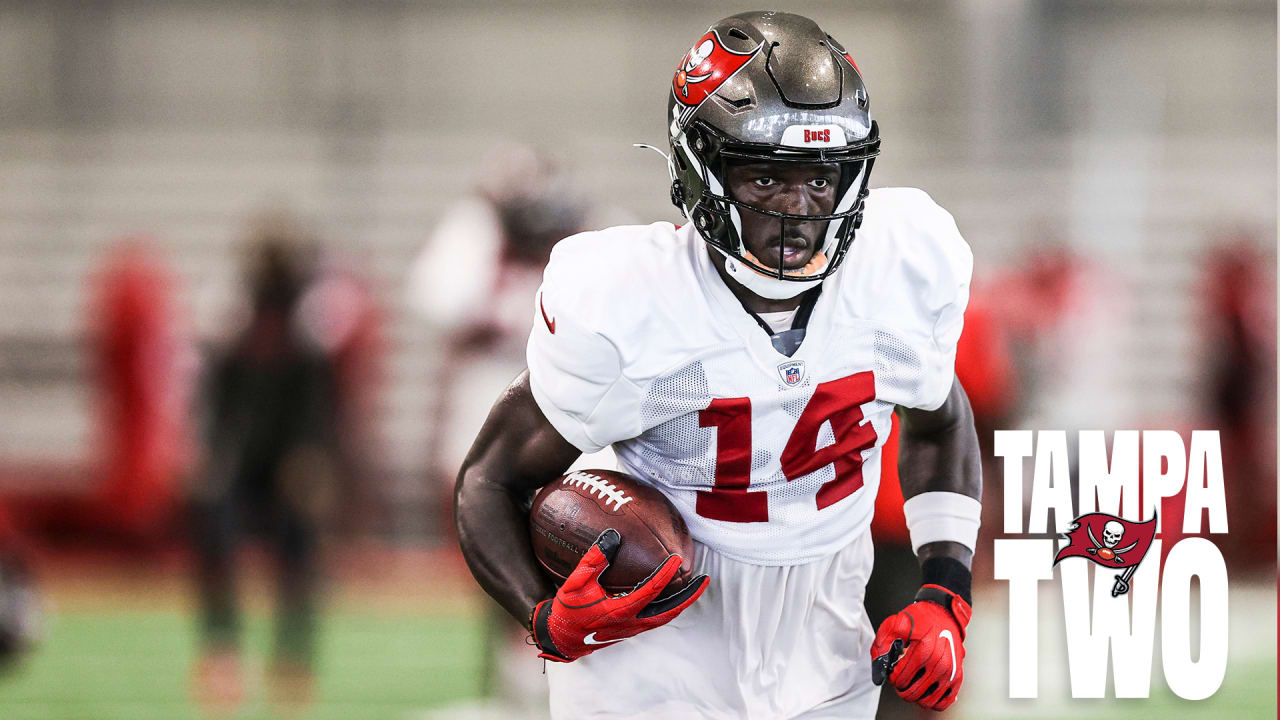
777,360,806,386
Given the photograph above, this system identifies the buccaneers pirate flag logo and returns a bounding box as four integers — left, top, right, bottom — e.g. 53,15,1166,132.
671,29,763,126
1054,513,1157,596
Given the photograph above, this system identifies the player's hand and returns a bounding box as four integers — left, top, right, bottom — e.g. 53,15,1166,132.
529,528,709,663
870,584,972,711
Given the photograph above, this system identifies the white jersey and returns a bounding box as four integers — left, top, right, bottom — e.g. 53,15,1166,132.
527,187,971,565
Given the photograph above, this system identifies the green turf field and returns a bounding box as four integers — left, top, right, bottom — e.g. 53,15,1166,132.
0,605,486,720
1,575,1272,719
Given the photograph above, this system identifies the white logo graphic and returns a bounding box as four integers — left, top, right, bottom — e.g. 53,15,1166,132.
939,629,957,683
780,124,848,148
1102,520,1124,548
777,360,806,386
583,632,623,646
685,39,714,72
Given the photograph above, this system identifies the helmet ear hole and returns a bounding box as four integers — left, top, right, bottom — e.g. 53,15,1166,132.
692,207,729,244
687,127,719,158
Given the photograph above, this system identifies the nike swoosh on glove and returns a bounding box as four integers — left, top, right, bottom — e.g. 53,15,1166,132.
529,528,709,663
870,584,972,711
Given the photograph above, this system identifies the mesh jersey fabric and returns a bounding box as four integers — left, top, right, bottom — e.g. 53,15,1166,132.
527,187,972,565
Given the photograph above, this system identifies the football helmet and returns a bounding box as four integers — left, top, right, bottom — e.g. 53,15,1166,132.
665,11,880,299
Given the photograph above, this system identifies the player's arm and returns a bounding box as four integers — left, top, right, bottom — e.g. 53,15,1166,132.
896,376,981,570
871,376,981,711
453,370,580,628
454,371,708,662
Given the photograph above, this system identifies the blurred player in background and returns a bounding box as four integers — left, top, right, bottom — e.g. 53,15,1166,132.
91,240,196,542
1199,236,1276,564
407,145,606,508
189,217,377,718
455,11,981,718
407,145,618,713
0,506,39,674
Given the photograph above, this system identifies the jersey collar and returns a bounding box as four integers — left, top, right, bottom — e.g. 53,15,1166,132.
685,224,835,369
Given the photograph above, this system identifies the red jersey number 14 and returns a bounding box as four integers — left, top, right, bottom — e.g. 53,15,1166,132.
696,371,877,523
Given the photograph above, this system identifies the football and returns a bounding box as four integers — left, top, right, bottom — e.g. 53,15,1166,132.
530,469,695,595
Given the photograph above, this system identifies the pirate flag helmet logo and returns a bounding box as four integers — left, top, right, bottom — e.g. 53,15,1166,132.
670,29,763,112
1054,512,1158,596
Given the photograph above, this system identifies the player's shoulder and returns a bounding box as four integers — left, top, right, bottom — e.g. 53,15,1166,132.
860,187,970,261
828,189,972,409
547,221,685,272
541,221,694,325
863,186,949,216
528,222,702,448
846,187,972,290
826,188,972,332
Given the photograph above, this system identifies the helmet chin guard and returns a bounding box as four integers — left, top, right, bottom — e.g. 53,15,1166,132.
661,11,881,300
715,246,822,300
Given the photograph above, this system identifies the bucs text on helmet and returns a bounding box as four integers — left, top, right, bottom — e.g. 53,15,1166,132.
665,11,880,300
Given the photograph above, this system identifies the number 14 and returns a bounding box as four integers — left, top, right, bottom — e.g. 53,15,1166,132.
696,371,877,523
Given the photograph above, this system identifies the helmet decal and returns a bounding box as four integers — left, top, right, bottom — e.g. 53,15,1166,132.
671,29,763,127
840,52,861,75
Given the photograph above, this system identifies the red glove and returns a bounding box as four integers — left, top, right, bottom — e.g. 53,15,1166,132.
530,528,709,663
870,584,972,711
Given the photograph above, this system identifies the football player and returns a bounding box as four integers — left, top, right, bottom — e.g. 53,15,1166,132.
454,11,980,718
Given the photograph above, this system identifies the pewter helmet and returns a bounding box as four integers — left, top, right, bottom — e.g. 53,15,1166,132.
666,11,880,299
